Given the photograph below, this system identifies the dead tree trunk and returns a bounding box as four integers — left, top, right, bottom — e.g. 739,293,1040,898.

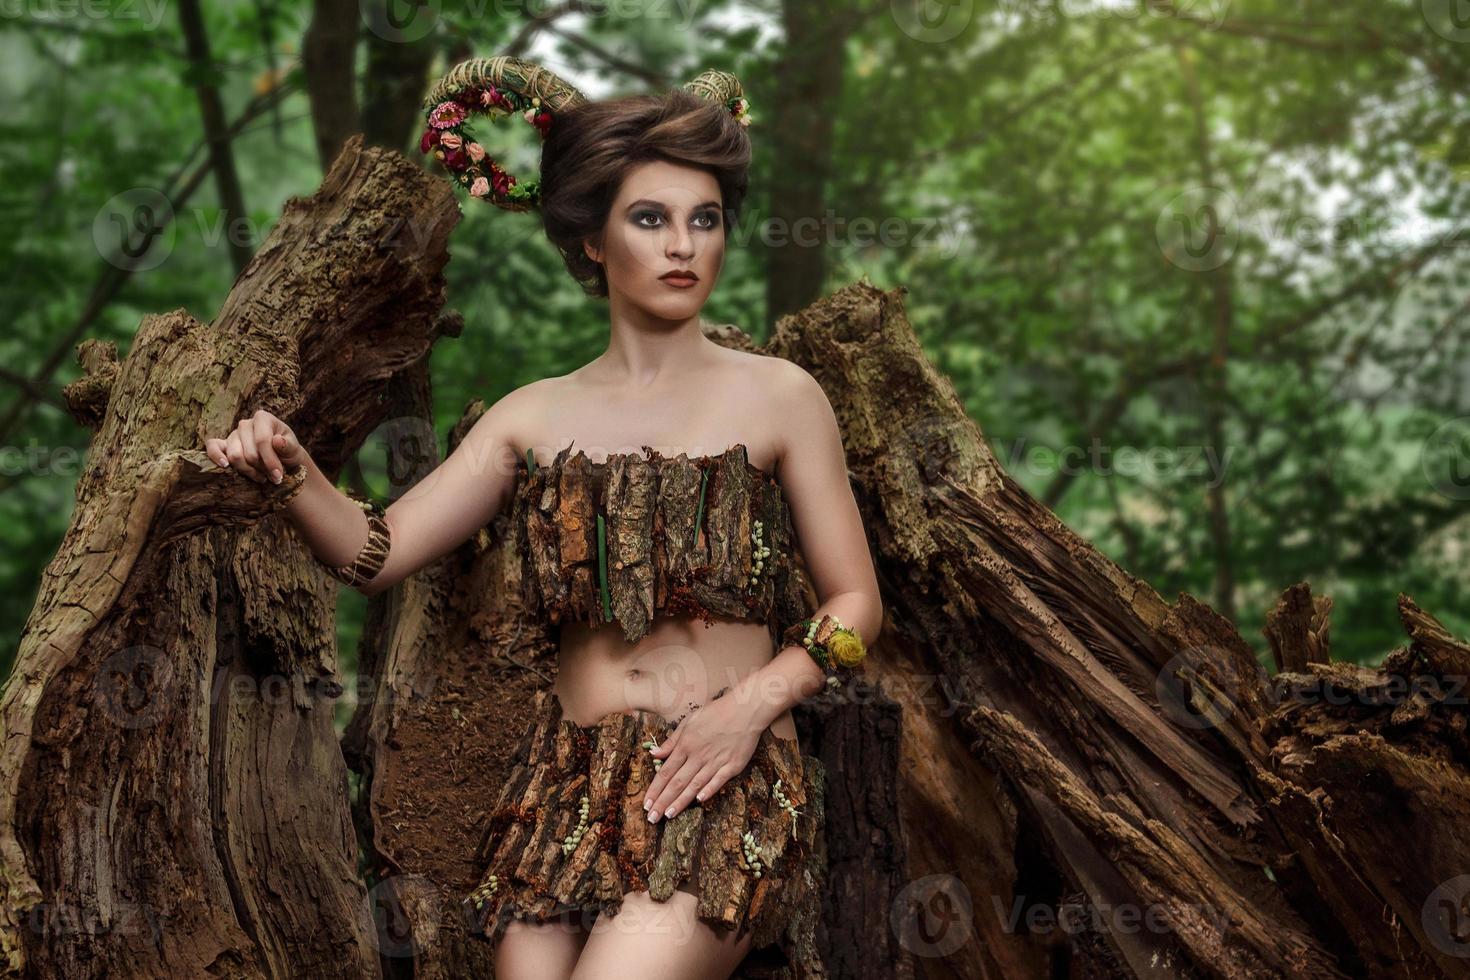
765,278,1470,980
0,135,459,979
6,138,1465,980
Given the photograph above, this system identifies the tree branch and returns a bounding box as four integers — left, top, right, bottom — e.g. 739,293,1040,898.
0,75,301,460
177,0,253,274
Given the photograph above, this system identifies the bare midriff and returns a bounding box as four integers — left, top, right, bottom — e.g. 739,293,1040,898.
552,613,800,747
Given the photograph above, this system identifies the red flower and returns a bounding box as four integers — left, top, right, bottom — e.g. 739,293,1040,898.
482,86,512,112
443,147,468,170
533,112,552,136
419,128,439,153
428,100,466,129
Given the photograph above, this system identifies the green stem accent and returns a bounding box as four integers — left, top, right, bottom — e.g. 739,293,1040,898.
525,447,537,474
596,512,612,622
692,465,710,546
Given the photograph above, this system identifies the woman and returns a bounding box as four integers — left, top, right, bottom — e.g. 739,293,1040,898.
204,58,881,980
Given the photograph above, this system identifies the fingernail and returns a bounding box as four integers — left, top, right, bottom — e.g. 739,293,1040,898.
666,806,677,818
271,469,282,483
647,809,659,823
643,798,650,811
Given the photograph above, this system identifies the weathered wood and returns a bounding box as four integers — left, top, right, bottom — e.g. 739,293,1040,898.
0,135,458,979
795,684,912,980
341,392,555,979
1264,582,1333,671
606,453,657,638
21,167,1459,980
461,688,827,975
768,277,1470,979
516,443,805,646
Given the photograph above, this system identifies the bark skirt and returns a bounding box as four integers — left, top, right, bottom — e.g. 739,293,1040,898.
461,688,827,972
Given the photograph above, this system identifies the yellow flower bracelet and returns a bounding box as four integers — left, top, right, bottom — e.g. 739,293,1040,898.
783,614,867,689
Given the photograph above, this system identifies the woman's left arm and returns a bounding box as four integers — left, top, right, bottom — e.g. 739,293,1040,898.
740,359,884,721
643,361,882,822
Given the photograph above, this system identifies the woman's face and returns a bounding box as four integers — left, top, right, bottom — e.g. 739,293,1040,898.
584,159,725,319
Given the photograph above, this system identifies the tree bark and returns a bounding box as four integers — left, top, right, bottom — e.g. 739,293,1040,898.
5,139,1468,980
765,277,1470,979
0,135,458,979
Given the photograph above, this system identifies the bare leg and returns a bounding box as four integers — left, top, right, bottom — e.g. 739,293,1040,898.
495,911,592,980
569,890,753,980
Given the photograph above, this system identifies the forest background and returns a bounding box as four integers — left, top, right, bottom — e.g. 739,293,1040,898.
1,0,1466,694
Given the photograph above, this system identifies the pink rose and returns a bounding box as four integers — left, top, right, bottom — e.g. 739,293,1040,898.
470,176,490,198
467,142,485,162
440,132,462,150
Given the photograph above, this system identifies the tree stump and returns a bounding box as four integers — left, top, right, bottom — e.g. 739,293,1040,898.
0,135,458,979
6,136,1468,980
765,278,1470,979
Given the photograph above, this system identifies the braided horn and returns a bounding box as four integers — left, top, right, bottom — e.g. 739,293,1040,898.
422,56,587,114
681,69,744,107
421,59,748,211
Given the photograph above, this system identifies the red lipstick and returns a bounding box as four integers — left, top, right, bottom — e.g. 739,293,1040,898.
659,269,699,288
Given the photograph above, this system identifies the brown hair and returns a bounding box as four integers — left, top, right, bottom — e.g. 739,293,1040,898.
537,88,751,298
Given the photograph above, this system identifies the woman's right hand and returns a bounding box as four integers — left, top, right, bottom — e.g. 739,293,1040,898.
205,409,309,485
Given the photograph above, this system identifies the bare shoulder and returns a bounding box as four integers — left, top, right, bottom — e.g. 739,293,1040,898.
467,376,561,456
713,346,817,401
748,352,825,410
721,351,835,469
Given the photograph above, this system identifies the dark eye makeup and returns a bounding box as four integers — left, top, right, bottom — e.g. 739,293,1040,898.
631,208,722,230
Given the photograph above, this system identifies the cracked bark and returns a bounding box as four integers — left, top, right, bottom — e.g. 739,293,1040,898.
2,135,1460,980
0,136,457,979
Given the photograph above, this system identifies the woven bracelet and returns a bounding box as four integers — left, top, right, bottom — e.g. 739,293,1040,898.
320,498,391,588
783,614,867,690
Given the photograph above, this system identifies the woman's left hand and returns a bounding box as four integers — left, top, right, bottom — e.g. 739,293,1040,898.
644,686,765,822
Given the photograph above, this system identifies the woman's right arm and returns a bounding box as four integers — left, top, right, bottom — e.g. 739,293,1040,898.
206,388,530,598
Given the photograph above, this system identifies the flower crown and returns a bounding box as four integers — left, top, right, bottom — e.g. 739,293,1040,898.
420,57,751,212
